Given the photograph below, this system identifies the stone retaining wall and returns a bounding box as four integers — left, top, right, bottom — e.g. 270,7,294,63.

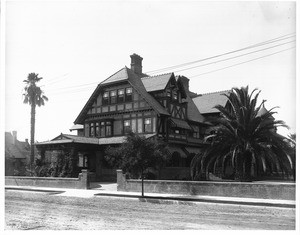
5,169,90,189
117,170,295,200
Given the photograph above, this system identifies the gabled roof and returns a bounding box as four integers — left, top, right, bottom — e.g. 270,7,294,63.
141,73,173,92
100,67,129,85
193,90,230,114
74,67,169,124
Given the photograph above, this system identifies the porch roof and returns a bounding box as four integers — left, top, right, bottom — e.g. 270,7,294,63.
35,133,157,146
170,118,192,130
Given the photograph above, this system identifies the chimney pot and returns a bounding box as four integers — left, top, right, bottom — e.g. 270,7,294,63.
130,53,143,74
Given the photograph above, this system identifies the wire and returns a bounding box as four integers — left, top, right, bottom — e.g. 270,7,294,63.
171,40,295,73
41,73,70,87
189,47,295,78
46,81,99,92
145,33,295,74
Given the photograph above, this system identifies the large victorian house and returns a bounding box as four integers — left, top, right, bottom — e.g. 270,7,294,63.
36,54,225,181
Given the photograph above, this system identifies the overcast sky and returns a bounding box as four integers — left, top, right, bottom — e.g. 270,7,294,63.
3,0,296,142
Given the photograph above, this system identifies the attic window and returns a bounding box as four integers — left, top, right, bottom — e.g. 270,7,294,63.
118,89,125,102
125,87,132,102
103,92,109,105
110,90,116,104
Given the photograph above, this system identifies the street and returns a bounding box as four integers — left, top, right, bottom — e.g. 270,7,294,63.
5,190,295,230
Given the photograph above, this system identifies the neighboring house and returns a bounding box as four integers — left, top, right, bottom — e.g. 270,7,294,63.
5,131,30,176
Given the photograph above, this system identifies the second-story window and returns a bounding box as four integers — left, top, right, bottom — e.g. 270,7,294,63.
110,90,116,104
117,89,125,103
100,122,105,137
95,122,100,136
90,123,95,137
125,88,132,102
103,92,109,105
144,118,152,132
99,121,113,137
106,121,112,136
124,120,131,133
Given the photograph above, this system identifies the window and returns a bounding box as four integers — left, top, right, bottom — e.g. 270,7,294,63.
125,87,132,102
103,92,109,105
173,91,178,100
98,121,113,137
106,121,112,136
110,90,116,104
137,118,143,133
96,122,100,137
78,153,88,168
144,118,152,132
90,123,95,137
131,119,137,133
166,89,171,97
118,89,124,103
124,120,131,133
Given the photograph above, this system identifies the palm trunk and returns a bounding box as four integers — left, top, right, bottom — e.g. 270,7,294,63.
30,103,36,172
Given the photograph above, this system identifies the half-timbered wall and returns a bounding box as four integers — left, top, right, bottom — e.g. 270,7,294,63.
83,83,158,137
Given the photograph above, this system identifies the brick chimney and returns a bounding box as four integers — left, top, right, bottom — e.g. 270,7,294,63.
12,131,17,145
178,76,190,92
130,53,143,75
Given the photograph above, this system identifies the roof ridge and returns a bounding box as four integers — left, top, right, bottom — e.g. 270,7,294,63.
141,72,173,80
200,90,231,96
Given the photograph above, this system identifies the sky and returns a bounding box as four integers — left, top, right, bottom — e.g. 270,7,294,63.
2,0,297,142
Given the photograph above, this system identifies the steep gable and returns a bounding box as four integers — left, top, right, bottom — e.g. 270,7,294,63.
74,67,169,124
141,73,173,92
193,90,230,114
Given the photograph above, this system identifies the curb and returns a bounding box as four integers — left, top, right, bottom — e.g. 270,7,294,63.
93,193,295,208
5,187,65,194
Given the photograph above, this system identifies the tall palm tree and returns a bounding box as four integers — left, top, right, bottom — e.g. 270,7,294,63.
191,86,294,181
23,73,48,171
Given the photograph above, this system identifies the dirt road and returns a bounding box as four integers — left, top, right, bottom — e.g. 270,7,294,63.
5,190,295,230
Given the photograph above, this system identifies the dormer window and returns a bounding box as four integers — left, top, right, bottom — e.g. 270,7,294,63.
125,87,132,102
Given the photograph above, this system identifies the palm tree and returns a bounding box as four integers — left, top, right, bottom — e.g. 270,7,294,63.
23,73,48,171
191,86,294,182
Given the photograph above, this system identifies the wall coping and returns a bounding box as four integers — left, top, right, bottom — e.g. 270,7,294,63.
5,176,79,181
126,179,295,186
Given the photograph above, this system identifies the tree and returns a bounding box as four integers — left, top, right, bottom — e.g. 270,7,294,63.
23,73,48,172
191,86,294,182
105,132,169,179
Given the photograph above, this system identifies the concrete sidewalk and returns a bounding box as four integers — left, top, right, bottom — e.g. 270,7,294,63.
5,184,295,208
